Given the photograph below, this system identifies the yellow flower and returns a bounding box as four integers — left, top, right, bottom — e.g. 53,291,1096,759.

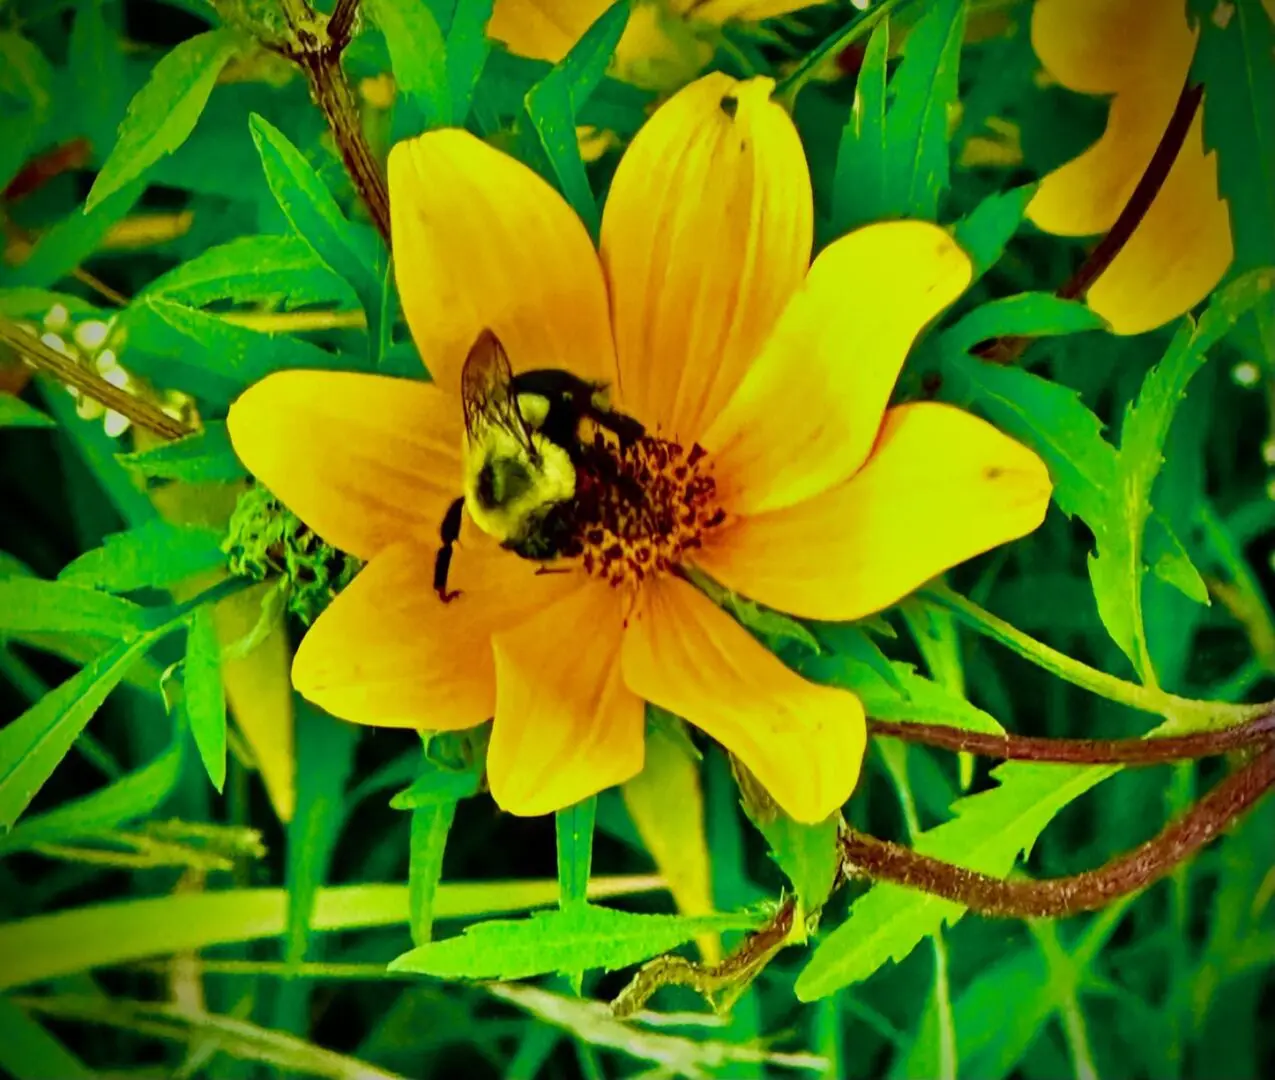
1026,0,1233,335
227,74,1051,823
487,0,832,88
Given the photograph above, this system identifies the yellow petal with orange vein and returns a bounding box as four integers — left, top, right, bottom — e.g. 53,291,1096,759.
696,402,1052,622
293,541,580,731
600,73,812,439
622,577,864,824
489,580,645,816
704,221,971,515
388,130,615,394
226,371,462,562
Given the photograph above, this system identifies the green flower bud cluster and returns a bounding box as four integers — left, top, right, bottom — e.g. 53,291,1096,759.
223,483,362,625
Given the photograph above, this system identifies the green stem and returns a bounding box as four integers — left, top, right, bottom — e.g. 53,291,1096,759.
922,585,1261,729
773,0,911,104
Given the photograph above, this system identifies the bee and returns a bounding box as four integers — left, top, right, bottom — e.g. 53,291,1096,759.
434,329,645,601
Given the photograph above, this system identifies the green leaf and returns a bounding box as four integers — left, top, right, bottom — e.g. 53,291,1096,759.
8,179,147,289
1146,513,1210,606
800,625,1003,735
939,294,1107,356
86,28,244,210
693,570,822,654
882,0,967,220
444,0,495,124
0,579,148,639
0,31,53,194
390,764,482,808
0,289,103,321
832,15,889,235
521,1,630,237
0,393,55,428
0,629,172,831
116,421,246,483
409,800,458,946
0,998,94,1080
388,903,765,980
142,234,355,309
184,604,226,792
123,297,347,404
59,520,225,592
952,184,1037,281
1193,0,1275,276
0,740,182,854
368,0,451,126
0,876,666,991
1090,268,1275,676
556,796,597,911
754,811,840,918
248,115,387,361
795,758,1119,1000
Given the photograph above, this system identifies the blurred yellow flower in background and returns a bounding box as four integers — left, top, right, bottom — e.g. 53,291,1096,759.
487,0,834,88
228,73,1051,824
1026,0,1234,335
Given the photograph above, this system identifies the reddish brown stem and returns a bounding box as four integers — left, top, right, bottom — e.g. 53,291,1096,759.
841,745,1275,918
868,709,1275,765
975,75,1203,364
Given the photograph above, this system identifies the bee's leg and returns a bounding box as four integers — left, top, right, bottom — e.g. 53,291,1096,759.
434,496,465,603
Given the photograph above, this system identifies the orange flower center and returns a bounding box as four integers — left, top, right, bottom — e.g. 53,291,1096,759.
572,432,726,588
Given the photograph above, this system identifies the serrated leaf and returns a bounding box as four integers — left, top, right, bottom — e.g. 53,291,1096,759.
832,16,889,234
142,234,354,309
882,0,967,220
249,115,387,362
0,579,149,639
184,604,226,792
388,903,765,980
0,394,55,428
368,0,450,126
952,184,1037,281
116,421,246,484
755,811,840,918
59,520,225,592
1090,268,1275,674
123,297,347,404
694,571,821,654
0,740,182,854
796,757,1118,1000
87,29,244,210
521,1,630,237
939,294,1107,356
800,625,1003,735
0,630,171,831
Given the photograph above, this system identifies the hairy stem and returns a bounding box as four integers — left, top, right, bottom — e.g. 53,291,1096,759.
868,708,1275,765
840,745,1275,918
0,316,188,440
271,0,391,244
976,76,1203,364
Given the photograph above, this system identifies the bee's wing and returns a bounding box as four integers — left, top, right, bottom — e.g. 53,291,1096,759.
460,329,537,453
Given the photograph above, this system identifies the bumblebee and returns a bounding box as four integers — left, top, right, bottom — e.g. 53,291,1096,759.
434,329,644,601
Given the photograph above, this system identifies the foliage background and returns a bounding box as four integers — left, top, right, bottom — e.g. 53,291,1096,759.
0,0,1273,1078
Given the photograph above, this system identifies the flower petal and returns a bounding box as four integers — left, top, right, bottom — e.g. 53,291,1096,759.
1027,0,1196,237
676,0,833,22
227,371,462,560
293,541,580,730
703,222,971,515
600,73,812,439
486,0,613,63
1086,118,1232,335
388,129,615,394
622,577,865,824
489,580,644,816
696,403,1052,622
